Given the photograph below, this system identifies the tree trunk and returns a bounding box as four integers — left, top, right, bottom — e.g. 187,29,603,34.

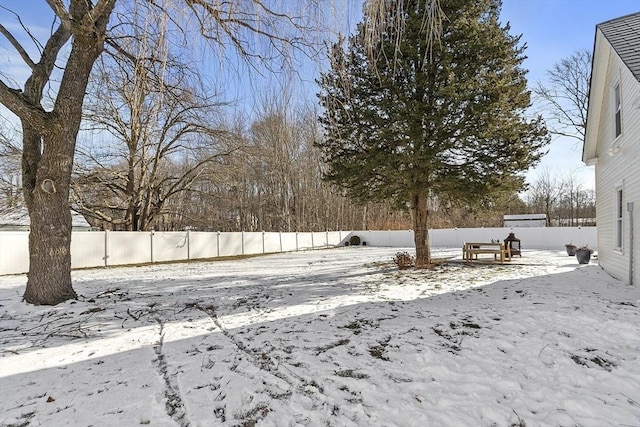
411,191,431,268
23,129,77,305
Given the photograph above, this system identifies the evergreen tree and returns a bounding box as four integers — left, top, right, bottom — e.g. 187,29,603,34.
317,0,549,267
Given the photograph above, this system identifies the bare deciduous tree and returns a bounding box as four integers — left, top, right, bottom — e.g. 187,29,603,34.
526,170,565,226
532,49,592,142
73,10,235,231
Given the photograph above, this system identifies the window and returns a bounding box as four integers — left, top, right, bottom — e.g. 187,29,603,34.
613,83,622,138
615,188,623,249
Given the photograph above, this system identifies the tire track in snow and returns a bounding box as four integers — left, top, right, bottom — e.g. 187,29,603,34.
152,317,190,426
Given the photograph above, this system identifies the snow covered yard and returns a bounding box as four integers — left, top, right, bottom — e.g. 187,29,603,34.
0,247,638,427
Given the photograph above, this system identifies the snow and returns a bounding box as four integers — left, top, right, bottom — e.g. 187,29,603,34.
1,247,638,426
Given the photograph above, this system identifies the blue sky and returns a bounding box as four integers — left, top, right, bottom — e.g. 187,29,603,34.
499,0,639,191
1,0,639,192
188,0,640,194
209,0,640,192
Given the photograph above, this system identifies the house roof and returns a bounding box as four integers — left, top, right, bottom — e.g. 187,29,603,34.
583,11,640,164
597,12,640,82
0,205,91,228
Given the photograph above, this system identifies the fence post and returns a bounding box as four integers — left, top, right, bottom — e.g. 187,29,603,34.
186,228,191,260
262,231,265,254
296,232,299,251
241,231,245,255
217,231,220,257
150,230,155,263
279,232,283,253
311,232,314,249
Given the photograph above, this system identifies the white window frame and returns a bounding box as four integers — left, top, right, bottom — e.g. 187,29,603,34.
615,187,623,251
612,81,622,140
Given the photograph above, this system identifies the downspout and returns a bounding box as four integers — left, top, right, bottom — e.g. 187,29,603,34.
628,202,634,285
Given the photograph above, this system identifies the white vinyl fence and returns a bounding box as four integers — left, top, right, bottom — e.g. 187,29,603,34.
0,227,596,276
347,227,597,251
0,230,346,275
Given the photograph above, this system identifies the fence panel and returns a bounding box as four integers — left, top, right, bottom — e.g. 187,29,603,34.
153,232,189,262
430,229,458,248
327,231,344,246
297,232,314,250
353,230,373,246
280,233,298,252
71,232,106,269
0,232,29,275
345,230,414,247
312,232,328,248
218,232,243,257
451,229,487,247
107,232,152,266
243,232,264,255
496,227,596,250
189,232,218,259
389,230,414,247
263,232,282,253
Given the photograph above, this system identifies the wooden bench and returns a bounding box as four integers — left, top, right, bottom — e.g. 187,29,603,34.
463,242,511,264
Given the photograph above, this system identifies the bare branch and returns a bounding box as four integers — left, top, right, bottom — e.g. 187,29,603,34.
45,0,71,24
0,80,49,129
0,7,71,128
532,49,591,142
363,0,445,69
0,23,36,70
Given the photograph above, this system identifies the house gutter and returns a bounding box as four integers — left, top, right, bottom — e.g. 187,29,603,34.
629,202,635,285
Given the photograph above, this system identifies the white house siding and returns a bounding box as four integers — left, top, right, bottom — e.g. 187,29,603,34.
593,45,640,285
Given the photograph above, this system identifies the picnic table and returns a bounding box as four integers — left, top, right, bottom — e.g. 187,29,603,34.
463,242,511,264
